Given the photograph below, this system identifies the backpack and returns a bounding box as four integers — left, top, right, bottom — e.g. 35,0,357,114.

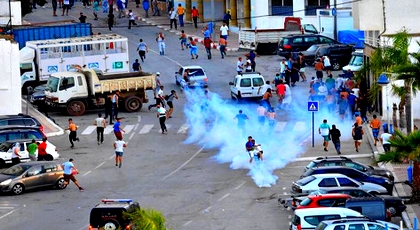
164,95,170,100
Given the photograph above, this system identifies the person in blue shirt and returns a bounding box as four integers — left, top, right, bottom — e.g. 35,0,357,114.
347,91,357,116
113,117,125,140
235,110,249,135
62,159,84,191
245,136,254,162
223,11,232,28
202,26,211,39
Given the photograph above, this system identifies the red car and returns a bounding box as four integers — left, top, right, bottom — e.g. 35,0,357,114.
296,193,351,209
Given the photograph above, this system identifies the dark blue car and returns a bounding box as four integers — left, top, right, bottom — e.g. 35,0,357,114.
301,166,394,195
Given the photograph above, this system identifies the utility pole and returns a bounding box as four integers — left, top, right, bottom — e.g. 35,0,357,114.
211,0,215,39
333,0,337,40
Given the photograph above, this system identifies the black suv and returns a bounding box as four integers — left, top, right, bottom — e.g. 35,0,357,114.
305,156,394,181
277,34,339,57
0,126,46,144
315,44,354,70
0,114,43,133
89,199,140,230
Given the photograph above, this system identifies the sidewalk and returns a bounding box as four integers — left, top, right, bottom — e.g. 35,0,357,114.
119,6,240,52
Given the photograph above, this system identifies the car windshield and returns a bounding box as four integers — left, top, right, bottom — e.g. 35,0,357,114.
306,45,320,52
46,76,59,92
306,161,317,169
296,176,315,186
187,68,205,76
2,164,32,176
0,142,13,151
349,55,363,66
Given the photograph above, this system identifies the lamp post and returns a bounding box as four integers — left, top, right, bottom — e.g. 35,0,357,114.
377,74,390,132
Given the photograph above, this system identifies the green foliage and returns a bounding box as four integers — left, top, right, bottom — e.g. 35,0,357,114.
123,208,169,230
377,129,420,164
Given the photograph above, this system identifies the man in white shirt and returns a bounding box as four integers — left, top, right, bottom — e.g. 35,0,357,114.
237,57,243,74
380,130,393,152
149,85,165,111
94,113,107,145
113,138,127,168
323,55,332,76
169,7,177,30
156,104,168,134
220,22,229,40
128,9,137,29
245,57,252,72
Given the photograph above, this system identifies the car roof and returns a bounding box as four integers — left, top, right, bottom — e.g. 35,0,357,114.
235,72,263,77
313,156,351,162
182,65,204,69
0,114,35,119
319,187,366,192
294,207,362,215
311,166,359,171
0,126,42,131
285,34,332,38
312,173,350,178
17,161,60,167
307,193,351,199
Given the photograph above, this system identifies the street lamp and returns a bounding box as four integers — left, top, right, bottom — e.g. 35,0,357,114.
377,73,390,132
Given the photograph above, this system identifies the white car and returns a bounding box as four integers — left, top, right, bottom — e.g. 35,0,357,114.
0,139,59,167
315,217,399,230
229,72,271,100
291,173,388,196
175,65,208,88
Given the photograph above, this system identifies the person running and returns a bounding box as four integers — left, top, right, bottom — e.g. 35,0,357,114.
219,22,229,40
149,85,165,111
256,103,267,129
37,137,48,160
267,107,276,132
237,57,244,74
128,9,138,29
137,39,148,62
298,52,307,82
156,104,168,134
234,110,249,136
319,119,331,152
203,37,213,59
107,13,115,31
166,90,178,119
314,58,324,81
94,113,107,145
187,37,198,59
276,79,286,109
156,31,165,55
329,124,342,155
113,137,127,168
370,114,381,146
245,136,255,163
380,129,392,152
113,117,125,140
219,35,227,59
62,159,84,191
132,59,141,72
323,55,332,76
337,94,349,121
92,0,99,20
352,122,364,152
179,30,188,50
66,118,79,148
11,142,21,165
26,139,38,161
250,139,263,163
261,88,272,110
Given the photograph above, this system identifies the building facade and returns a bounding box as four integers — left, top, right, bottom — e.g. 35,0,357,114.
0,38,21,115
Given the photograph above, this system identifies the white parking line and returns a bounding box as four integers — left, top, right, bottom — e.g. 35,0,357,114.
129,132,135,140
95,161,106,169
0,207,14,209
177,124,189,133
218,193,230,201
81,126,96,135
0,211,14,220
235,181,246,190
109,154,114,159
183,221,192,226
82,171,92,177
162,147,204,180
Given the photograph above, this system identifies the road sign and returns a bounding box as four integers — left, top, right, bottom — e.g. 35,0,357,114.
332,7,337,16
88,62,99,69
113,61,123,69
308,101,319,112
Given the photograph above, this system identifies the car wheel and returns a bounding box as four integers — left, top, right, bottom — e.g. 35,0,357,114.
124,96,142,112
332,62,341,71
45,154,53,161
55,178,67,190
102,220,120,230
0,159,5,168
388,206,397,216
67,101,86,116
12,183,25,195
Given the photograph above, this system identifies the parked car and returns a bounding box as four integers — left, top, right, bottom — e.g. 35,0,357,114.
175,65,208,88
345,197,391,221
0,139,59,167
0,114,44,134
291,173,388,196
315,44,354,70
29,85,47,106
296,193,351,209
0,126,46,144
291,207,362,230
301,44,326,65
229,72,270,100
277,34,340,57
315,217,400,230
305,156,394,181
0,161,66,195
89,199,140,230
301,166,394,194
310,187,406,217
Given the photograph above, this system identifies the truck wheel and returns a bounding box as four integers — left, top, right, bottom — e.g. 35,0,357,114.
67,101,86,116
268,44,278,55
124,96,142,112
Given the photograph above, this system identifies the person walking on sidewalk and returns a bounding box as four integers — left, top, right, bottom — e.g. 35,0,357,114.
203,37,213,59
62,159,84,191
166,90,178,119
219,35,227,59
113,117,125,140
52,0,58,16
157,104,168,134
352,122,364,152
128,10,138,29
380,129,393,152
191,6,199,28
370,114,381,146
319,119,331,152
152,0,160,16
26,139,38,161
169,7,177,30
113,138,127,168
93,0,99,20
94,113,107,145
137,39,148,62
223,11,232,28
156,31,166,55
66,118,80,148
177,3,185,27
329,124,342,155
107,13,115,31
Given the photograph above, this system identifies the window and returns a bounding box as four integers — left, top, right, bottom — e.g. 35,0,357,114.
59,77,75,91
9,119,25,126
318,178,338,187
337,177,358,187
240,78,252,87
317,199,336,207
305,0,329,16
292,37,304,45
348,223,366,230
188,69,205,76
323,162,341,166
304,36,319,44
272,0,293,16
333,226,346,230
27,166,43,177
367,224,385,230
304,215,340,225
23,119,36,126
44,164,58,173
345,162,367,172
252,78,264,87
78,76,83,86
320,37,336,44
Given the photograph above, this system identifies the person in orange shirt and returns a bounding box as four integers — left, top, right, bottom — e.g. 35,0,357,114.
370,114,381,146
314,58,324,81
219,35,227,58
191,6,199,28
177,3,185,27
355,112,363,126
66,118,79,148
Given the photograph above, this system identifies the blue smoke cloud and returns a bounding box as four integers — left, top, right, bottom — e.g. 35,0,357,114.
182,87,357,187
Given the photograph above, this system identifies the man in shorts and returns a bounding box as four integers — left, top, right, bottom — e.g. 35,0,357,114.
319,119,331,152
62,159,84,191
370,114,381,146
113,117,125,140
166,90,178,119
114,138,127,168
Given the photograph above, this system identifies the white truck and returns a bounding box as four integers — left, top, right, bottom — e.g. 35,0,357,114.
45,69,156,116
20,34,130,94
343,49,364,72
238,17,318,55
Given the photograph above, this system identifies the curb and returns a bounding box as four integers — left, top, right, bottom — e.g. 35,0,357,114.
365,124,414,229
21,99,64,137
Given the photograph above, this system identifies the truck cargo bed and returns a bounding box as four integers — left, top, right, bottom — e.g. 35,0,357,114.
97,71,154,80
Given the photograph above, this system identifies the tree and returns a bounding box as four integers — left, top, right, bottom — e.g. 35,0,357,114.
123,208,170,230
377,130,420,203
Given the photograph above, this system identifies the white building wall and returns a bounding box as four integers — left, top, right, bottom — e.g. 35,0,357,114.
0,1,22,26
0,39,21,115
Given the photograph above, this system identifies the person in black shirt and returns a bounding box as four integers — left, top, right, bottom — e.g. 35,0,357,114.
329,124,341,155
79,12,87,23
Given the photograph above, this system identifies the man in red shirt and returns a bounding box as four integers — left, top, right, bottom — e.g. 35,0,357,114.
37,137,48,161
203,38,213,59
191,6,199,28
276,79,286,108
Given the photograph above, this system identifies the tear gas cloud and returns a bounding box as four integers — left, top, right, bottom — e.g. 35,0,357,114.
183,88,357,187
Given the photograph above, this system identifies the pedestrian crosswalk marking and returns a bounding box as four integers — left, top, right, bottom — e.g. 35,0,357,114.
157,124,172,133
275,122,287,132
139,124,154,134
81,126,96,135
104,126,114,135
177,124,189,133
124,125,135,134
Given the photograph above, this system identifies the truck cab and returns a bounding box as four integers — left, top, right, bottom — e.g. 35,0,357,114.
343,50,364,72
175,65,208,88
229,72,269,100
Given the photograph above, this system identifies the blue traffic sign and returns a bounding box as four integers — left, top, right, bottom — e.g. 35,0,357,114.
331,7,337,16
308,101,319,112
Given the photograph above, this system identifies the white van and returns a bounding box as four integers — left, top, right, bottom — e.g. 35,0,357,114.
291,207,363,230
229,72,270,100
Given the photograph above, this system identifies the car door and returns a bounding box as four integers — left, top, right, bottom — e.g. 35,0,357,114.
42,164,61,186
238,77,252,97
175,67,184,83
23,165,44,189
337,177,360,187
318,178,339,188
19,142,29,162
252,77,265,97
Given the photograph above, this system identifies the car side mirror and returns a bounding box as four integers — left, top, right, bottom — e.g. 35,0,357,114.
229,82,234,85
